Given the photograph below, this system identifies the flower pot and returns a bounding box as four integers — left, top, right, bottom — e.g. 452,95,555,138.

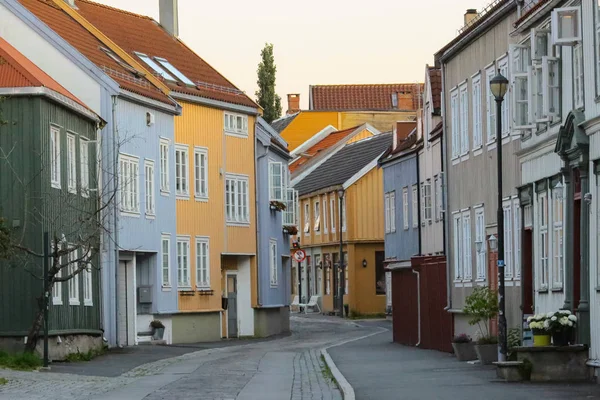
475,343,497,365
152,327,164,340
552,330,571,346
533,334,550,347
452,342,477,361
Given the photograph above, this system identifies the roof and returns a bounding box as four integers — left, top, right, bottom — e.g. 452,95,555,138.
379,129,420,165
18,0,175,106
514,0,550,27
309,84,423,111
72,0,257,109
271,113,299,133
289,126,359,173
428,67,442,111
0,36,97,119
295,132,392,196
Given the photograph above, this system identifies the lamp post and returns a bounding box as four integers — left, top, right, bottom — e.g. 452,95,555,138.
490,71,509,362
337,188,345,318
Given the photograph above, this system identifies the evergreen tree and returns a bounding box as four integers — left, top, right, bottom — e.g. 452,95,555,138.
256,43,282,123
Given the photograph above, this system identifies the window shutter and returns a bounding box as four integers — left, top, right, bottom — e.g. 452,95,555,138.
551,7,582,46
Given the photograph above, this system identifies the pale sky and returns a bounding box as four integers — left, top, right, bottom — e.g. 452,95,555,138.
94,0,491,110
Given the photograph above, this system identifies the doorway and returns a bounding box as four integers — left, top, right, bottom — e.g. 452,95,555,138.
227,274,238,338
117,259,136,346
522,229,534,315
574,199,581,310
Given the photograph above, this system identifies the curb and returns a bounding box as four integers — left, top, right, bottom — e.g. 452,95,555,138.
321,327,388,400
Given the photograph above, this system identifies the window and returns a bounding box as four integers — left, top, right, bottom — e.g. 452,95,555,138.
119,154,140,214
412,185,418,228
224,112,248,137
323,195,328,233
510,44,534,130
283,188,298,226
472,75,482,149
225,174,250,224
462,211,472,281
453,213,462,281
498,57,510,137
573,43,584,109
155,57,194,86
177,237,191,288
435,175,443,221
175,145,189,197
503,201,513,279
422,181,432,224
486,65,497,143
325,257,331,295
160,139,170,193
80,140,89,197
314,201,321,233
459,84,469,155
451,89,459,159
67,133,77,193
330,197,336,233
50,126,61,189
552,189,563,288
513,199,521,280
551,7,581,45
161,235,171,287
385,193,391,233
304,202,310,234
342,197,347,232
475,207,486,281
596,2,600,96
135,52,176,81
196,237,210,289
385,191,396,233
539,192,549,288
68,247,79,305
145,160,155,216
269,239,278,286
52,242,62,305
83,259,92,307
194,147,208,200
402,187,409,230
269,161,283,201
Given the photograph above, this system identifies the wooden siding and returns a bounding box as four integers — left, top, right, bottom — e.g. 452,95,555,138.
0,96,100,335
346,128,374,144
419,136,444,255
340,111,416,134
175,101,256,313
347,168,384,241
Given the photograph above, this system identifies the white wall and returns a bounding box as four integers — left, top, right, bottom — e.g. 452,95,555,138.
237,257,255,336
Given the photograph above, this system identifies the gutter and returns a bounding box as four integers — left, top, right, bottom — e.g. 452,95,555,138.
441,63,452,312
416,151,422,255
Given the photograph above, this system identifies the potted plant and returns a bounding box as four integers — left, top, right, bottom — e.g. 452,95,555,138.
547,309,577,346
452,334,477,361
150,320,165,340
283,225,298,235
527,314,550,347
270,200,286,212
463,286,499,365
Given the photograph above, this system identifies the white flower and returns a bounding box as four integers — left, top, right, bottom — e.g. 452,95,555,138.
551,316,557,321
546,312,555,318
559,317,569,326
568,315,577,322
568,321,574,327
544,320,550,329
561,310,572,315
527,316,534,323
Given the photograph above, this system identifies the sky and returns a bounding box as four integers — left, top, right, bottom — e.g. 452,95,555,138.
94,0,492,110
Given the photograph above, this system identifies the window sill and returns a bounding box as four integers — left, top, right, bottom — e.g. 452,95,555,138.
69,300,80,306
51,182,61,190
538,288,549,294
501,135,510,145
487,141,497,151
227,222,251,227
595,95,600,104
178,287,193,292
176,194,190,200
224,130,248,138
270,284,279,289
453,280,464,287
473,147,483,157
146,214,156,220
121,211,141,218
53,300,63,306
460,153,469,162
84,301,93,307
195,196,208,202
551,286,564,293
462,281,473,287
160,190,170,197
197,286,211,291
511,134,520,141
451,157,460,166
81,192,90,199
68,187,77,195
161,286,172,292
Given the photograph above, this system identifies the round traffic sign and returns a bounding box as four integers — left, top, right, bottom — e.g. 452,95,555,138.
293,249,306,262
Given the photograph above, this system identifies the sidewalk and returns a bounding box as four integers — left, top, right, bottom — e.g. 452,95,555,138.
328,323,600,400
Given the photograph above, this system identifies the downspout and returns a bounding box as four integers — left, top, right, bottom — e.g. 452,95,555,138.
112,96,120,347
96,121,105,339
412,269,421,346
441,62,452,312
416,152,422,255
255,142,270,308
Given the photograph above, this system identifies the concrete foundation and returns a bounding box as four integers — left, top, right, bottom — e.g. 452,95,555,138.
171,312,221,343
516,345,592,382
254,306,290,337
0,334,103,361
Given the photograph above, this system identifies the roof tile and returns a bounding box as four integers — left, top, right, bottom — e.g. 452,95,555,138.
289,126,359,173
310,84,423,111
428,67,442,110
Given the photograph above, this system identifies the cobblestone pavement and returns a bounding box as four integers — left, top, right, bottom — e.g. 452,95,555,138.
0,316,370,400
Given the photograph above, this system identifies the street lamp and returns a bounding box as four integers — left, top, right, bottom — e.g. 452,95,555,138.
553,181,564,201
490,70,509,362
488,234,498,252
338,188,345,318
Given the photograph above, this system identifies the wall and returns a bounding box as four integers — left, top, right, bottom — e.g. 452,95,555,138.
237,256,254,336
351,243,386,315
171,312,221,343
419,136,444,254
347,167,385,241
340,111,416,134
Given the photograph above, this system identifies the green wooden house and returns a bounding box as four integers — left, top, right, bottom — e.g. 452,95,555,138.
0,38,104,359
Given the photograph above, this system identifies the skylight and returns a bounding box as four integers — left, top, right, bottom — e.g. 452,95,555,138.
135,52,176,82
155,57,194,86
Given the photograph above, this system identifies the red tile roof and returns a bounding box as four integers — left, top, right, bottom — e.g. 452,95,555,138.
0,36,90,110
289,126,359,173
18,0,175,106
73,0,258,109
428,67,442,111
310,84,423,111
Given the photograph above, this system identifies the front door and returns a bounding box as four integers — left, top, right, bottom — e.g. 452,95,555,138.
227,275,238,338
117,259,136,346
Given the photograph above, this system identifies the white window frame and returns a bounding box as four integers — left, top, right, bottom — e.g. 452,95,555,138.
283,188,298,226
402,187,409,230
330,197,336,233
323,194,328,234
503,200,513,279
513,198,521,280
551,6,582,46
486,64,497,145
474,206,486,282
145,160,155,217
459,83,469,156
269,239,278,287
194,146,209,200
50,126,61,189
472,74,483,150
342,196,347,232
119,154,140,215
269,160,283,202
175,144,189,198
538,191,549,289
225,174,250,225
67,133,77,194
385,192,391,234
195,236,210,289
450,88,460,160
304,202,310,235
552,188,564,289
510,43,535,130
412,185,418,228
462,210,472,281
80,139,89,198
596,2,600,97
83,260,93,307
161,234,171,288
155,57,195,86
224,112,249,137
422,181,432,224
67,247,80,306
314,200,321,233
160,138,170,194
435,175,443,221
573,43,584,109
135,52,176,81
325,261,331,295
453,212,463,282
177,237,191,289
51,241,62,305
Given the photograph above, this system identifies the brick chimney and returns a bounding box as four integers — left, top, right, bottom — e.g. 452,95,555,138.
398,92,414,110
159,0,179,37
287,94,301,115
464,9,478,26
393,121,417,150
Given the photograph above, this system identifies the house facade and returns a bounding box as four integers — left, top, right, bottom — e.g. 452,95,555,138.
437,1,523,338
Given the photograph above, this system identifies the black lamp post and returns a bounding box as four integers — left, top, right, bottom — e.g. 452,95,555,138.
490,70,509,362
337,188,345,318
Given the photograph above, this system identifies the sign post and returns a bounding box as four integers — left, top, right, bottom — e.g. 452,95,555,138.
294,250,306,303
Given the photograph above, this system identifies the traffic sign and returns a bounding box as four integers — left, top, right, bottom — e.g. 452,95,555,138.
293,249,306,262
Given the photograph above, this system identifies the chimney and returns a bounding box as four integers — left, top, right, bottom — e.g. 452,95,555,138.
159,0,179,37
464,9,478,26
396,121,416,143
397,92,414,110
287,94,301,115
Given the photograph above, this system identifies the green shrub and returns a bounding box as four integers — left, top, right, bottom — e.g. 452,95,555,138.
464,286,499,342
0,351,42,371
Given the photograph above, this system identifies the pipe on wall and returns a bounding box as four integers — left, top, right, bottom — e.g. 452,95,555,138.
255,142,270,308
441,62,452,312
112,96,121,348
416,152,422,255
412,269,421,347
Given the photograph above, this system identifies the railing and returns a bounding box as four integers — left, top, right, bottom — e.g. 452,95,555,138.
456,0,505,36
